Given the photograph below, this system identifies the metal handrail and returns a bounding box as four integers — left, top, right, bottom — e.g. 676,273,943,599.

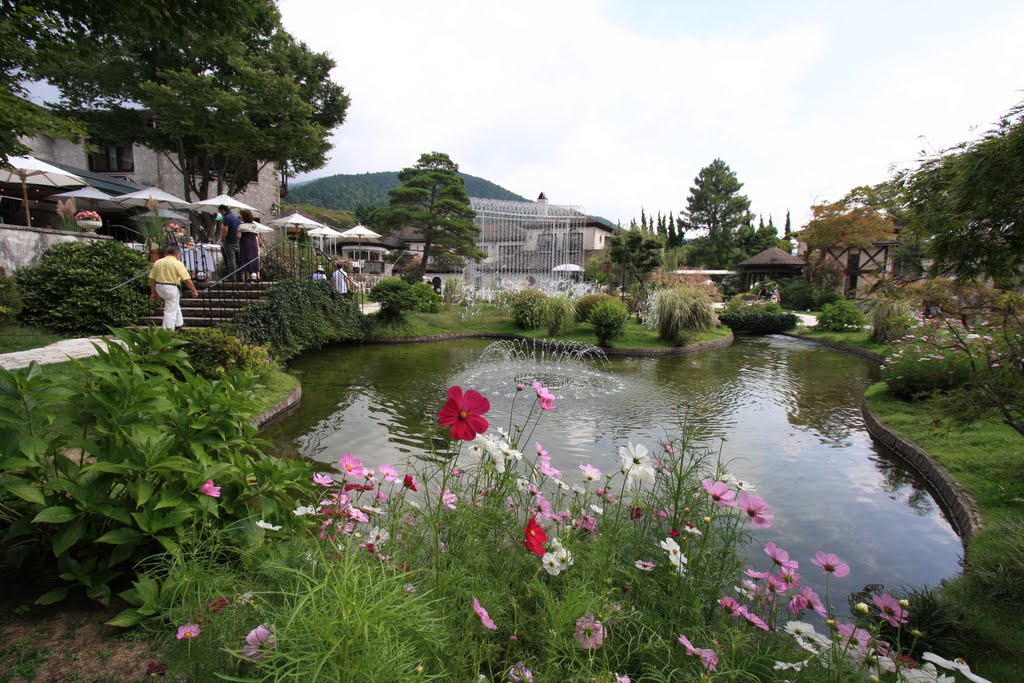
106,243,213,293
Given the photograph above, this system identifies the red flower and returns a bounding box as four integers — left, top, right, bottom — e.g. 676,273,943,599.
403,474,419,492
669,527,680,538
630,506,644,520
438,386,490,441
522,517,548,556
206,597,229,613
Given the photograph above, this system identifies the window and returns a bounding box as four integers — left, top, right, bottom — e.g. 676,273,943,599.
88,145,134,173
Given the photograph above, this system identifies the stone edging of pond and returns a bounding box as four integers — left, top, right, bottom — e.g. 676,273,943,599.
782,331,982,542
368,331,734,357
254,382,303,430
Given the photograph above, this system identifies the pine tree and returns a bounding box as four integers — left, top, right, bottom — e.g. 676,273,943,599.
784,210,792,237
680,159,754,268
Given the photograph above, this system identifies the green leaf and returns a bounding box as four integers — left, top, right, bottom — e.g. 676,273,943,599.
5,481,46,505
35,585,71,605
130,478,155,506
106,608,143,628
154,490,184,510
96,527,142,545
0,456,37,470
32,506,78,523
52,518,86,557
83,461,132,475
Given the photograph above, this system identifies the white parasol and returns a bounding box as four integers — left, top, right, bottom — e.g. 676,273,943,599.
267,211,325,230
1,155,86,225
113,187,193,210
190,193,257,214
552,263,584,272
339,224,381,265
50,186,118,210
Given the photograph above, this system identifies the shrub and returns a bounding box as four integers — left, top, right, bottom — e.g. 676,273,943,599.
589,298,628,346
881,324,976,400
812,286,842,309
369,277,441,319
779,278,815,310
654,286,717,342
0,327,313,610
818,299,866,332
543,296,577,337
0,276,22,317
718,301,798,334
15,240,152,334
868,295,915,344
232,279,367,361
508,288,548,330
177,328,272,380
574,293,615,322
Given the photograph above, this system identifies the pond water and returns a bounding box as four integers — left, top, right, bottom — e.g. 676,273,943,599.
263,335,962,601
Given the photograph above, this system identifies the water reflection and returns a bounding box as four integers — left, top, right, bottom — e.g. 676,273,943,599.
263,335,963,601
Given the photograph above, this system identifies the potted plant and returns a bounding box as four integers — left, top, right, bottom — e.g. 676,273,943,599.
75,209,103,233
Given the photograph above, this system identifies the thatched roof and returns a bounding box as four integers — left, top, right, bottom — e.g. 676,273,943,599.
737,247,805,267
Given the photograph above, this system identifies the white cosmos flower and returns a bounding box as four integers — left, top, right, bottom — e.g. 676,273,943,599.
899,663,955,683
255,520,281,531
659,537,686,567
541,553,563,575
773,661,807,671
589,504,604,516
572,483,586,494
516,477,532,492
784,621,818,638
734,479,756,491
292,505,317,516
635,560,656,571
921,653,992,683
367,526,389,545
554,479,568,490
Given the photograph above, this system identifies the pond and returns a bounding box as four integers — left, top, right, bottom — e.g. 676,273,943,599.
263,335,962,603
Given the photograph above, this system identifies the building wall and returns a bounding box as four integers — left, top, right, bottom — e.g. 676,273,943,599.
0,223,111,276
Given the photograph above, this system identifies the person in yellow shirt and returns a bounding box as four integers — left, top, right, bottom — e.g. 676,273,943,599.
149,245,199,330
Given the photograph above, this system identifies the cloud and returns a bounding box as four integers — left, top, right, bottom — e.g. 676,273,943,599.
281,0,1024,228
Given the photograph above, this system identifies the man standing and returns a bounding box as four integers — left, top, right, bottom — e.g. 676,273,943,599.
149,245,198,330
332,260,351,297
219,205,241,280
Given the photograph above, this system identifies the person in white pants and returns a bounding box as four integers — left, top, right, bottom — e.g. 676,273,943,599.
149,245,198,330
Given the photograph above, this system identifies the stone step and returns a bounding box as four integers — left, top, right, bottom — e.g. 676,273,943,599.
139,316,232,328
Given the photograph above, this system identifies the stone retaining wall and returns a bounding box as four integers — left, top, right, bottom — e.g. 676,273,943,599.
371,331,734,357
253,382,303,430
0,223,112,276
780,331,981,543
862,405,983,541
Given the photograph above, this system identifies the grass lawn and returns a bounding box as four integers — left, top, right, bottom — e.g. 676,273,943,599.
253,368,299,413
371,305,732,349
865,382,1024,679
0,321,67,354
793,326,889,356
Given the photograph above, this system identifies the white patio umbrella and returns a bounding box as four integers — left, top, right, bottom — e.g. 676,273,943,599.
267,211,324,230
248,221,276,234
50,186,118,210
138,208,191,222
552,263,584,272
339,224,381,263
190,193,257,214
113,186,193,210
1,155,86,225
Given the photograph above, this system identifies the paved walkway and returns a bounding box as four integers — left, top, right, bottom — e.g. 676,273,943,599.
1,301,384,370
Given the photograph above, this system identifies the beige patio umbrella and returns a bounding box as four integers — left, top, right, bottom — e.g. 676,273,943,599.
112,186,193,210
339,224,381,265
190,193,258,214
267,211,324,230
50,186,119,210
1,155,86,226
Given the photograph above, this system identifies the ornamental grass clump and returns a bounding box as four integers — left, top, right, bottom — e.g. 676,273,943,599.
649,286,717,343
544,295,577,336
139,380,990,682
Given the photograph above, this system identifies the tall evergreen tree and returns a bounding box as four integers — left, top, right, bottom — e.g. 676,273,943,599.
377,152,482,279
680,159,754,268
640,207,648,232
784,210,792,237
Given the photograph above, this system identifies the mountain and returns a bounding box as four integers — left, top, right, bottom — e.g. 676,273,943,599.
286,171,528,210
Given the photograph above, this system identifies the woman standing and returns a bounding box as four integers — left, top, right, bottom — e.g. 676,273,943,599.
238,209,261,280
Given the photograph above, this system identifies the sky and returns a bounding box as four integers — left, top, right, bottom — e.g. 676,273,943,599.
280,0,1024,228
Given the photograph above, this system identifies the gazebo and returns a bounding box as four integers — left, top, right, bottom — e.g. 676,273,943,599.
736,247,805,291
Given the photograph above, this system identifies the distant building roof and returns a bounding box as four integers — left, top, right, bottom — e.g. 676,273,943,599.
737,247,805,267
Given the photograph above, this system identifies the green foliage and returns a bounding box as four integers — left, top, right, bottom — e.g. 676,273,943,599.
654,286,716,342
376,153,483,279
508,288,548,330
778,278,841,311
574,293,615,323
606,229,662,295
177,328,272,380
0,275,22,317
718,301,798,334
881,331,974,400
280,203,357,230
232,279,367,362
369,277,442,319
680,159,754,268
15,240,152,334
867,294,915,344
0,327,313,609
287,170,526,212
589,298,628,346
817,299,866,332
543,296,577,336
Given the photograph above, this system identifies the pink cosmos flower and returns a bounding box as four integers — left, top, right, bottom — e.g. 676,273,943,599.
242,624,274,661
472,596,497,630
738,605,769,631
176,623,201,640
537,451,563,479
719,596,743,616
438,386,490,441
615,676,631,683
799,585,827,617
198,480,220,498
378,464,399,482
745,568,770,580
698,649,719,672
508,662,534,682
339,454,364,479
788,594,810,615
438,487,458,510
578,463,602,481
738,492,774,527
837,622,872,649
313,473,334,487
811,551,850,577
872,593,909,627
635,560,656,571
701,479,737,507
779,566,800,586
678,634,698,656
574,612,604,650
532,380,556,411
764,542,798,569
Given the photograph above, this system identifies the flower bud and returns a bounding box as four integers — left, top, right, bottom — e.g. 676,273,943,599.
854,602,870,615
911,629,923,638
516,383,525,391
899,598,910,608
825,618,836,628
415,665,424,674
703,516,711,523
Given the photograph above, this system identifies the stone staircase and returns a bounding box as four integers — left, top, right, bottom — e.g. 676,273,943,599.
140,281,275,328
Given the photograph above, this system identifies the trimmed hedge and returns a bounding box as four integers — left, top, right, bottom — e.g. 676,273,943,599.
590,298,629,346
370,277,441,318
15,240,152,334
575,293,616,322
718,307,798,334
